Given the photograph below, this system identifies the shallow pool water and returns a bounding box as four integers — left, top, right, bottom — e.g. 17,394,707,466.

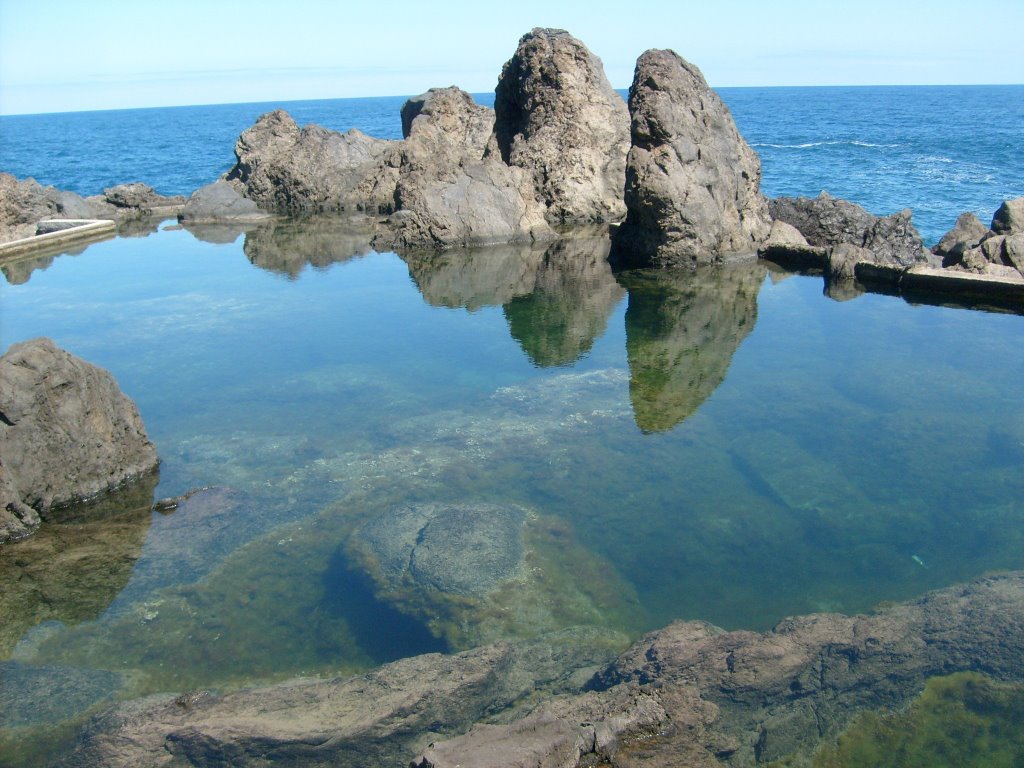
1,219,1022,761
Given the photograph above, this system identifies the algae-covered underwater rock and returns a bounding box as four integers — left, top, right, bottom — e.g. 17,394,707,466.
809,671,1024,767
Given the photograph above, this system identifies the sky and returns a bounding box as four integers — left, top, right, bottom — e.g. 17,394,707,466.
1,0,1022,115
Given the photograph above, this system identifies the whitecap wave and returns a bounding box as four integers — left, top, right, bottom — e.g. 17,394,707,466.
752,139,903,150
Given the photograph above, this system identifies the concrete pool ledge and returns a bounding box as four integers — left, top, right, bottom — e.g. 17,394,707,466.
0,219,117,260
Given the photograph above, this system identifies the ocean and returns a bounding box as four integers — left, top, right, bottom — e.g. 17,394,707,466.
1,86,1024,765
2,85,1023,243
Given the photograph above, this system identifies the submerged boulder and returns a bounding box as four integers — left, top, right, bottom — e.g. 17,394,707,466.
611,49,771,269
354,502,528,598
0,338,159,541
491,28,630,224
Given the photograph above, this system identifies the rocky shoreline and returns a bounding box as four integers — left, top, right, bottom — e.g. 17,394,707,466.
2,25,1023,768
2,28,1022,311
53,572,1024,767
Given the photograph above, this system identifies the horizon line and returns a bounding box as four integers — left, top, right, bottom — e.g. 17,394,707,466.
2,81,1021,118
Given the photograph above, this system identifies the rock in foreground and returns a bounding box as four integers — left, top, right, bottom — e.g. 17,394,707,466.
612,49,771,268
58,573,1024,767
0,338,159,541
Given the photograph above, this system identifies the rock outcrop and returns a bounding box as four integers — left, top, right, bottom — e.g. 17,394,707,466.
383,85,552,248
225,109,396,215
491,28,630,223
415,573,1024,767
0,173,184,244
224,29,632,249
60,573,1024,767
611,49,771,269
0,338,159,542
59,629,623,768
930,197,1024,280
768,191,929,268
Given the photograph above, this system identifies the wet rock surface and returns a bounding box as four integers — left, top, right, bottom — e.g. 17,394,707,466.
612,49,771,268
416,573,1024,768
0,338,159,541
59,629,624,768
58,573,1024,768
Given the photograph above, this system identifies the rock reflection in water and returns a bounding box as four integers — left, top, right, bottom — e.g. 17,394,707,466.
403,231,625,366
243,216,375,278
0,471,158,658
619,261,765,432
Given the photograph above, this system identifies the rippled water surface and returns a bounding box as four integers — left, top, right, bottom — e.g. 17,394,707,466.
1,218,1022,762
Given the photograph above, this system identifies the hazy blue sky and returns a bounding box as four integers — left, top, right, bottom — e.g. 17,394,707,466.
2,0,1021,115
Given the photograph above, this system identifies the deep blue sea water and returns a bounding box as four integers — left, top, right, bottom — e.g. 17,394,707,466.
1,87,1023,764
2,85,1023,243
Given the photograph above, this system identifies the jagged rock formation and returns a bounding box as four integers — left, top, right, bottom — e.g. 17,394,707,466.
223,29,631,249
415,573,1024,767
491,28,629,223
611,49,771,269
0,173,184,244
224,109,397,214
0,338,159,542
619,261,765,432
59,573,1024,767
933,197,1024,279
768,191,929,268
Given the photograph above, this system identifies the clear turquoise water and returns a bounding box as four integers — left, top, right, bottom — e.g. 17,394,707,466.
1,87,1023,763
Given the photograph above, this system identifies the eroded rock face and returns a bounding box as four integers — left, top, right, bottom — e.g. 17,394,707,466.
769,192,929,267
225,109,397,214
417,573,1024,768
612,49,771,269
992,196,1024,235
491,28,630,224
60,629,622,768
0,338,159,541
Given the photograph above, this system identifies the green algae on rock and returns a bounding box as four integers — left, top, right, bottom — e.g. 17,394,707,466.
807,672,1024,768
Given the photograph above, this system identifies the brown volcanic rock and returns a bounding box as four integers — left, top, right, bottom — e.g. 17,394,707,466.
56,574,1024,767
491,28,630,224
991,196,1024,235
612,49,771,269
416,573,1024,767
769,191,929,267
0,338,159,541
384,86,553,249
225,108,397,214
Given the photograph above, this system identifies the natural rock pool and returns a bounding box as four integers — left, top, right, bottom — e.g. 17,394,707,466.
1,218,1022,762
